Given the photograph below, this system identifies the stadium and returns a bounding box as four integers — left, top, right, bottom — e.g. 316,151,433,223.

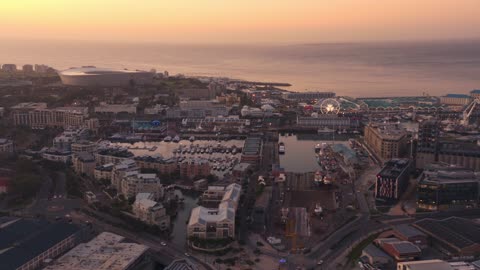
58,66,154,86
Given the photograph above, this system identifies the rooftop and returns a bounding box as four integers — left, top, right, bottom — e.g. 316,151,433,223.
59,66,152,76
362,243,391,259
394,224,426,238
378,159,411,179
0,219,81,270
44,232,148,270
444,94,471,98
165,258,198,270
413,217,480,250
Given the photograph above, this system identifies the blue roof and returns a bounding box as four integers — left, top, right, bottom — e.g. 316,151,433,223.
445,94,470,98
471,89,480,94
0,219,81,270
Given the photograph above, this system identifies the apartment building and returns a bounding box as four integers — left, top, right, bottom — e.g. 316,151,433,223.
179,158,211,179
72,152,96,177
120,173,163,200
188,184,241,240
133,193,170,230
364,123,408,161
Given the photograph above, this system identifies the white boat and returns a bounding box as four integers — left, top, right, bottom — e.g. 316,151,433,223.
279,142,285,154
173,135,180,143
189,136,195,142
314,144,321,153
163,136,172,142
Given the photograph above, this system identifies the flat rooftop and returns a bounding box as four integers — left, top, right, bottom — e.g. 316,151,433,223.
44,232,149,270
378,158,410,179
413,217,480,250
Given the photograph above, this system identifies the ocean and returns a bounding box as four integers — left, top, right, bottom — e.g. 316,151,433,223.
1,39,480,97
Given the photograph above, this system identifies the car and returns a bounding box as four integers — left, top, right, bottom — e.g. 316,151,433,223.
160,241,167,246
184,252,190,257
317,260,324,265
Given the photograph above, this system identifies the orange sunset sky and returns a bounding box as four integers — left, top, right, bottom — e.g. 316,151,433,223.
1,0,480,43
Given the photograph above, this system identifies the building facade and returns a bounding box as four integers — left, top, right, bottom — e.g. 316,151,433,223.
365,123,408,161
375,159,412,202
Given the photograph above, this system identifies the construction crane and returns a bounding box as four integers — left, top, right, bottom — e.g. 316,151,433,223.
462,98,480,126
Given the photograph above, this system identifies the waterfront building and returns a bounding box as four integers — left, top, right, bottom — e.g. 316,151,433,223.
94,148,135,165
0,218,82,270
282,91,335,101
132,193,169,230
11,103,89,129
413,217,480,257
416,163,479,210
120,172,163,200
58,67,154,86
52,128,89,151
71,140,97,154
241,136,263,165
134,155,177,175
374,238,421,261
42,148,72,164
2,64,17,72
188,184,241,240
93,163,114,181
44,232,150,270
0,138,14,153
364,123,408,161
416,121,480,171
179,157,211,179
94,102,137,114
375,159,412,202
72,152,96,177
167,100,228,119
22,64,34,73
111,159,139,190
439,94,472,106
471,89,480,99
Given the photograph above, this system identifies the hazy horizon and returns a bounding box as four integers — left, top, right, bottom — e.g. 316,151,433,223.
2,39,480,97
2,0,480,43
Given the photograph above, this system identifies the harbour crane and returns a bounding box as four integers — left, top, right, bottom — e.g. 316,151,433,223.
462,98,480,126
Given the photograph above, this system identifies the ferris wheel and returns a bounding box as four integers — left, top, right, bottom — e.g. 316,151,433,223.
320,98,341,114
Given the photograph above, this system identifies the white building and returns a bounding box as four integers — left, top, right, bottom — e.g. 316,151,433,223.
133,193,170,230
111,159,139,190
120,172,163,200
188,184,241,240
58,67,154,87
42,148,72,163
44,232,149,270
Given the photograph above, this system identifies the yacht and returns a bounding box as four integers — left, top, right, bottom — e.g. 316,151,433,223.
278,142,285,154
163,136,172,142
173,135,181,143
189,136,195,142
317,127,335,134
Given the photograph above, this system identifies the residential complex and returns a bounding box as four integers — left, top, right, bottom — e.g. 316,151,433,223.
133,193,170,230
188,184,241,240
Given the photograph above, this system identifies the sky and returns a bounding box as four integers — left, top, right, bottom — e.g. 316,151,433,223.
1,0,480,44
